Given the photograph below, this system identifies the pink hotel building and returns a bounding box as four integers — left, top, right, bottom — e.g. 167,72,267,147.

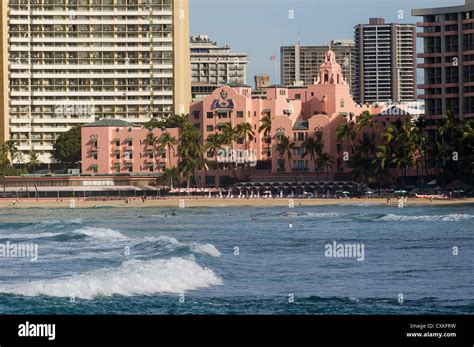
82,119,179,175
190,50,384,182
82,50,410,182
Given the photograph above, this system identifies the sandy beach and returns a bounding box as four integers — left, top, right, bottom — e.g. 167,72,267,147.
0,197,473,209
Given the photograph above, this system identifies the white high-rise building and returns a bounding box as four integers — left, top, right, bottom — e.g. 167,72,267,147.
190,35,248,100
0,0,190,164
354,18,417,105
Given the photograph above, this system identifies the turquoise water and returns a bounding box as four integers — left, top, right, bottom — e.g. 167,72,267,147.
0,204,473,314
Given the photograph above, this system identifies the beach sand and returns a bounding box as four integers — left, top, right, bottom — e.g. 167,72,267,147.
0,197,473,209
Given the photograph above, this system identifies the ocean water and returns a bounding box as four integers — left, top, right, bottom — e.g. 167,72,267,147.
0,203,473,314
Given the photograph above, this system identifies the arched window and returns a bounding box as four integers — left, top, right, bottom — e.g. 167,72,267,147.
324,71,329,84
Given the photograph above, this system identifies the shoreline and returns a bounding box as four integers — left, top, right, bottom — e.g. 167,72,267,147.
0,197,473,209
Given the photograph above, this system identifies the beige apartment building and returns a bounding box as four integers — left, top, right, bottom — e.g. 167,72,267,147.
0,0,190,164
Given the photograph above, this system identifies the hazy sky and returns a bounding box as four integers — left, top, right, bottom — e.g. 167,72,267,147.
190,0,459,86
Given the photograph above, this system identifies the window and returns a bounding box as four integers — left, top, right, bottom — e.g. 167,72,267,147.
92,153,98,160
295,94,301,100
237,111,244,118
127,140,133,146
207,112,213,119
193,111,200,119
206,125,214,132
127,167,133,173
115,140,120,146
115,153,120,160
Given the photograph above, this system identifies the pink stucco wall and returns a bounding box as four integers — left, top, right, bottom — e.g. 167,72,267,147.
82,125,179,175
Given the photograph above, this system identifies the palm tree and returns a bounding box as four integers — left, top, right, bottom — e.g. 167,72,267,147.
158,166,179,189
145,132,160,172
277,134,297,182
357,111,377,139
258,114,272,159
336,122,356,154
235,122,255,174
178,123,204,188
205,133,225,188
372,144,392,188
2,140,19,166
219,122,238,179
355,132,376,158
317,152,334,181
28,150,41,175
158,131,178,168
302,136,323,180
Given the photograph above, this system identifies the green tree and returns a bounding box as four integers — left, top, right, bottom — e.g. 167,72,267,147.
158,166,180,189
302,136,323,180
219,122,239,179
52,125,82,169
27,150,41,174
205,133,225,188
258,114,272,159
158,131,178,168
178,122,204,188
336,121,356,154
277,134,297,182
235,122,255,174
317,152,334,181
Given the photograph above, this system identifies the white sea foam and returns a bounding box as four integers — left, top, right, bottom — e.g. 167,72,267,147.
379,214,474,222
189,243,222,257
0,257,222,299
72,226,128,239
0,232,63,240
305,212,345,218
140,236,222,258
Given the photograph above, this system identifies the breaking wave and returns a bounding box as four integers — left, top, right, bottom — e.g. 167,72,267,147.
0,257,222,299
378,214,474,222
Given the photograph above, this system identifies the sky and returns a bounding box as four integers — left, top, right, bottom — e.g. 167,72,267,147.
190,0,460,87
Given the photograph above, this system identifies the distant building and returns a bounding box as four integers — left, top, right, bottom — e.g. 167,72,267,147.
412,0,474,122
255,75,270,91
0,0,191,164
190,35,248,100
81,119,179,175
354,18,417,104
280,40,355,93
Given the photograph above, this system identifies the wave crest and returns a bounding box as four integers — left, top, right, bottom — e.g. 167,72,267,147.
0,257,222,299
379,213,474,222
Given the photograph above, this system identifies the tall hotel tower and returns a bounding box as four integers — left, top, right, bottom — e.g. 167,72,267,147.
354,18,417,105
413,0,474,122
0,0,191,163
